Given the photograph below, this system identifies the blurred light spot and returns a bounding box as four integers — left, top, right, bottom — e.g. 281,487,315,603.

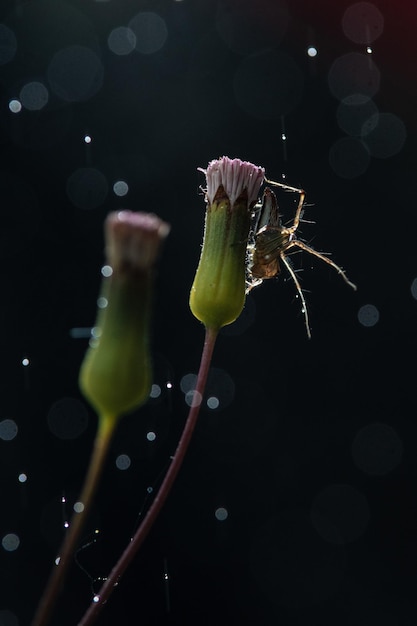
48,46,104,102
101,265,113,277
234,50,303,119
108,26,136,55
0,419,18,441
115,453,131,470
47,397,89,440
328,52,380,102
113,180,129,196
0,24,17,65
91,327,102,339
61,496,66,503
147,486,153,493
146,431,156,442
66,167,108,210
207,396,219,410
363,112,406,158
307,46,318,57
366,46,373,54
18,473,27,483
21,357,30,366
0,609,18,626
342,2,384,44
69,327,92,338
55,557,61,565
129,12,168,55
329,136,370,179
73,501,85,513
84,135,92,144
358,303,379,327
185,390,202,408
352,422,403,475
180,373,197,394
2,533,20,552
166,381,173,389
311,484,370,544
336,97,378,137
150,384,161,398
215,507,228,521
97,296,108,309
93,595,100,603
19,81,49,111
64,521,69,528
411,277,417,300
8,99,22,113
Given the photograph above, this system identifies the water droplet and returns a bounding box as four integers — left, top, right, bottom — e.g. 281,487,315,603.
22,357,30,366
207,396,219,410
101,265,113,277
8,99,22,113
166,381,173,389
215,507,229,521
307,46,318,57
55,557,61,565
113,180,129,196
146,431,156,442
18,473,27,483
93,595,100,603
97,297,108,309
73,501,85,513
84,135,92,143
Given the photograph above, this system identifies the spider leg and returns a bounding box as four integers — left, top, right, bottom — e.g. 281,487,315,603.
264,178,306,233
290,240,357,290
280,253,311,339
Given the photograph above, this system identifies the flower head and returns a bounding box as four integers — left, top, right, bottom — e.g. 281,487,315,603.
79,211,170,421
190,157,265,331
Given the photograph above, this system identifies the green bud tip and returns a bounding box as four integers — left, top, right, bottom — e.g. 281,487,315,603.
190,157,265,331
79,210,170,422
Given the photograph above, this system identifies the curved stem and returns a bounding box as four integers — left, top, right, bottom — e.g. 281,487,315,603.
32,416,116,626
77,325,218,626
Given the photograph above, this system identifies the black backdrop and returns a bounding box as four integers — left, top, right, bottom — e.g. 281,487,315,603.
1,1,417,625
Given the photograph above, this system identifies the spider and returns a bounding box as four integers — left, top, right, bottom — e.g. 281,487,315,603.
246,180,357,338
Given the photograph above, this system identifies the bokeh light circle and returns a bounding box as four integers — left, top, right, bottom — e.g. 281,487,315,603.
328,52,380,102
357,303,379,327
66,167,108,209
363,112,406,158
129,12,168,55
0,419,18,441
20,81,49,111
352,422,403,475
329,137,370,179
0,25,17,65
47,45,104,102
47,397,89,440
342,2,384,44
234,50,304,119
107,27,136,56
116,454,131,470
2,533,20,552
336,97,378,137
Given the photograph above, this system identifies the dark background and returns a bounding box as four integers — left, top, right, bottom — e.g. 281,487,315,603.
1,0,417,625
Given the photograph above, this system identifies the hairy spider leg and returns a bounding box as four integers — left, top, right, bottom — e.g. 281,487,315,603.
280,252,311,339
284,238,357,291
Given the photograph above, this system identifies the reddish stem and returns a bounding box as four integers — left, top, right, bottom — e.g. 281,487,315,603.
77,325,218,626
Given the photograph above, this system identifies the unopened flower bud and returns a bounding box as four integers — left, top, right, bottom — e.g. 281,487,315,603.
79,211,170,421
190,157,265,330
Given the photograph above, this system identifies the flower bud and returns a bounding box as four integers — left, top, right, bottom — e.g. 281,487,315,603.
79,211,170,421
190,157,265,330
